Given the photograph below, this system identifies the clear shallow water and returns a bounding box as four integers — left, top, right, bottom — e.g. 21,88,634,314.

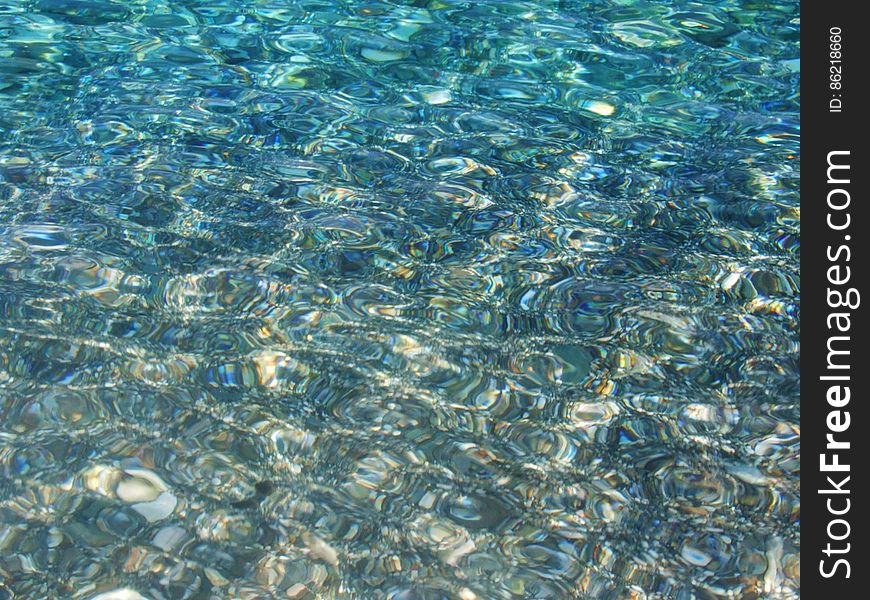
0,1,799,598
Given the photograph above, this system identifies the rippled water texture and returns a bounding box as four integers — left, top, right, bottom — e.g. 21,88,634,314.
0,1,799,598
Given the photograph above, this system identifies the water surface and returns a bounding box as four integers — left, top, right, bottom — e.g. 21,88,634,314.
0,1,799,598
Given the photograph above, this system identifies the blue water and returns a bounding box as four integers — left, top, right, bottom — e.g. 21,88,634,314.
0,1,799,598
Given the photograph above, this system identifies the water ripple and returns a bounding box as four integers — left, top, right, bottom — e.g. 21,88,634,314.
1,0,799,598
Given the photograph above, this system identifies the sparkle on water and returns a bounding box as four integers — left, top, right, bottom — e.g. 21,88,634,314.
0,1,799,599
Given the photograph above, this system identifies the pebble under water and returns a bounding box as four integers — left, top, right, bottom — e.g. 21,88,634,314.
0,1,799,598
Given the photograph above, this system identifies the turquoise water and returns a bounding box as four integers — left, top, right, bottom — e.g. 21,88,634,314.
0,1,799,598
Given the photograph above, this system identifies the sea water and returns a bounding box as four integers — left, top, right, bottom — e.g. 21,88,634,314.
0,1,799,598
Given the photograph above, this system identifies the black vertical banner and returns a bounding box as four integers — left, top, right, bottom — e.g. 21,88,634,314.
804,1,866,595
